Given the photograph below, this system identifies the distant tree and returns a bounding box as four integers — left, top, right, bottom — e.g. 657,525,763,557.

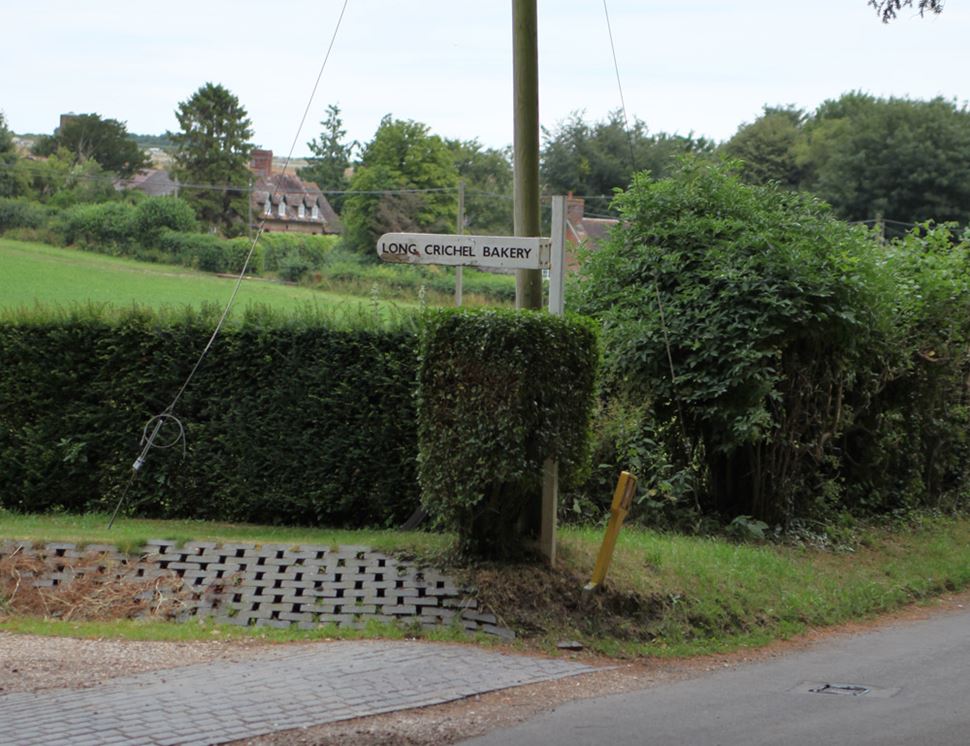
299,104,355,213
0,111,22,197
541,110,713,199
445,138,513,235
32,113,149,178
721,106,806,188
16,147,116,206
170,83,254,235
801,93,970,228
870,0,943,22
341,116,457,256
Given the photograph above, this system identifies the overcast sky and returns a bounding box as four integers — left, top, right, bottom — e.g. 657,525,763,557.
2,1,967,157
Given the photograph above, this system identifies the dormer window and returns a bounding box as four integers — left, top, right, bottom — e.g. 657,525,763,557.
298,202,306,219
311,202,320,220
278,197,286,218
263,197,272,216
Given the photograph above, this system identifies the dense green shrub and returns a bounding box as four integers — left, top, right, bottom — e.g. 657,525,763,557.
258,233,338,273
842,225,970,512
417,309,598,557
153,231,262,274
576,160,895,523
59,201,137,250
132,197,197,246
277,251,313,283
0,198,50,232
576,159,970,525
0,305,421,526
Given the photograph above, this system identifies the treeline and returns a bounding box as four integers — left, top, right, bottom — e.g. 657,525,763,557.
6,89,970,253
723,94,970,231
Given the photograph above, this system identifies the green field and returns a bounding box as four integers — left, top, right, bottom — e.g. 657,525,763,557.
0,238,413,315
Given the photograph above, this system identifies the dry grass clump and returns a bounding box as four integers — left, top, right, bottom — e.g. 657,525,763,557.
0,546,189,622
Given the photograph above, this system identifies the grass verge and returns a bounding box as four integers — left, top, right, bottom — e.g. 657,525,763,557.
2,512,970,658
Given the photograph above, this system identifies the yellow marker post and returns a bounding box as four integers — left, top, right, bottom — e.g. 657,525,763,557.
584,471,637,593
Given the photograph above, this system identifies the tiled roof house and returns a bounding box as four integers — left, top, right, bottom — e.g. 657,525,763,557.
249,149,341,235
564,195,618,270
115,169,178,197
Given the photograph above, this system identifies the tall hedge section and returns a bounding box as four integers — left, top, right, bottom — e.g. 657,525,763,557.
0,306,419,526
417,309,598,557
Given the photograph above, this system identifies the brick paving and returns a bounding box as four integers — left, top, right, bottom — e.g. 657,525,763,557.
0,641,595,745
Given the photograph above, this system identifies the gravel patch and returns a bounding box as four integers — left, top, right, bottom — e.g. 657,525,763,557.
0,631,272,694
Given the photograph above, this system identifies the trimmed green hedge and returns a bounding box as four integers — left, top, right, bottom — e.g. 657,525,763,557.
416,309,598,557
0,306,420,526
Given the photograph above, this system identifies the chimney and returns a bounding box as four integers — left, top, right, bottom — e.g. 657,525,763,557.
250,149,273,178
566,193,585,228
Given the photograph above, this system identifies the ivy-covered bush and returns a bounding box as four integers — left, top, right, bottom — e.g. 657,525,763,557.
416,309,598,557
0,305,421,526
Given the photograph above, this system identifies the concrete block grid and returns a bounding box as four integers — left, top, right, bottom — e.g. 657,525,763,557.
0,540,513,640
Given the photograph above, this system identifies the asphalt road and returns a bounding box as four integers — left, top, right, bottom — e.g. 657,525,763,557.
465,600,970,746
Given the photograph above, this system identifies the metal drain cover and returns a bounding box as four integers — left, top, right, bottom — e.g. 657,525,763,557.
791,681,901,699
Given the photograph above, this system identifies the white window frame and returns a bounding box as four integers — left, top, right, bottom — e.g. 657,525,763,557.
298,202,306,219
311,202,320,220
278,198,286,218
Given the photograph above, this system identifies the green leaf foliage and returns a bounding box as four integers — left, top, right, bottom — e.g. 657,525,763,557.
0,198,50,232
416,309,598,557
576,158,970,524
169,83,254,235
0,305,421,527
31,113,150,178
541,109,715,198
341,116,457,256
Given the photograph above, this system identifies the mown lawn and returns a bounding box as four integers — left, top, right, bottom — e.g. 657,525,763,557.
0,238,414,316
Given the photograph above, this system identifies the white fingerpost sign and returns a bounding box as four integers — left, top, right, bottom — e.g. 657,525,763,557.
377,233,551,270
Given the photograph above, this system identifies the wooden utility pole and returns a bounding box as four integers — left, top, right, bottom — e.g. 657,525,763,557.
512,0,542,310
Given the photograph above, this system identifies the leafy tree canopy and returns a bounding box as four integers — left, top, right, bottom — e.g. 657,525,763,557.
0,112,21,198
0,112,14,155
15,147,116,206
540,109,714,200
723,93,970,230
299,103,356,213
32,113,149,178
170,83,254,235
802,93,970,227
445,138,513,235
721,106,806,188
341,116,457,255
